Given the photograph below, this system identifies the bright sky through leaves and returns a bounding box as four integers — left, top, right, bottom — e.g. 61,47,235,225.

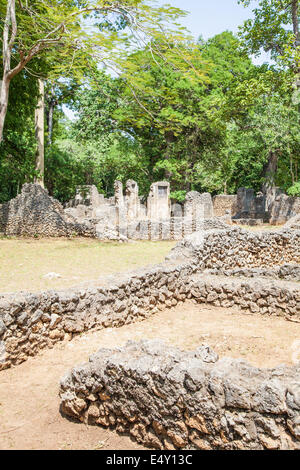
63,0,270,120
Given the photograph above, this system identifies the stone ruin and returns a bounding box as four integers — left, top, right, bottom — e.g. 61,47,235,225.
65,182,300,239
0,181,299,240
0,223,299,449
214,187,300,226
64,181,229,241
60,339,300,450
0,184,95,238
0,181,299,451
56,226,300,450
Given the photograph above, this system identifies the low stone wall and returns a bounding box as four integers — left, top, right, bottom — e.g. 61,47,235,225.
232,218,265,226
1,264,299,370
190,274,299,317
1,227,299,370
59,339,300,450
167,227,300,269
120,217,230,241
205,264,300,282
0,262,194,370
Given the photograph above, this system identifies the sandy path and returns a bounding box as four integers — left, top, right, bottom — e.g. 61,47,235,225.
0,302,299,450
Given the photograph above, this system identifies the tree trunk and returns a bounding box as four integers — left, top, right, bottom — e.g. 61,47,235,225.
47,101,55,145
292,0,300,92
224,180,228,195
262,151,278,191
34,79,45,187
0,0,16,142
0,77,11,142
46,83,57,145
262,150,279,212
292,0,299,46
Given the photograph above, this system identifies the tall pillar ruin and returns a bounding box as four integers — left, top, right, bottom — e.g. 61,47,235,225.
147,182,171,221
125,180,140,221
114,180,126,234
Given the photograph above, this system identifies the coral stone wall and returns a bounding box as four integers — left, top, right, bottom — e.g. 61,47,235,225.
59,340,300,450
213,195,238,217
0,184,95,237
1,226,300,450
1,265,299,370
0,227,299,371
0,262,193,370
120,217,230,241
269,194,300,225
285,214,300,230
167,228,300,269
205,265,300,281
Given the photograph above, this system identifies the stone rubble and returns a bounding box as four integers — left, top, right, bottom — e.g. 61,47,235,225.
284,214,300,231
167,227,300,269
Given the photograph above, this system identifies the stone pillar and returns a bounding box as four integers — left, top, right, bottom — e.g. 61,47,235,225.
114,180,126,234
184,192,213,220
125,180,140,221
114,181,124,209
236,188,255,218
147,182,171,221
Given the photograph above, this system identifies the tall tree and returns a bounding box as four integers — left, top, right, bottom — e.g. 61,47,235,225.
69,33,263,196
238,0,300,190
238,0,300,92
0,0,189,141
34,79,44,186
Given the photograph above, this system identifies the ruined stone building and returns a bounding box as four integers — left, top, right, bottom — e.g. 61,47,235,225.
0,180,299,239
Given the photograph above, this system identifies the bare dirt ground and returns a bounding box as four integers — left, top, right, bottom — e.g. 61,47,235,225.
0,238,175,293
0,301,299,450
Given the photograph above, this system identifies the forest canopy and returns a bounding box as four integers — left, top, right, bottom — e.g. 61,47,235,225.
0,0,299,203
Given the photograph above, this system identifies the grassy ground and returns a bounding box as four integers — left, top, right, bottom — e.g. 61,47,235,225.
0,238,175,293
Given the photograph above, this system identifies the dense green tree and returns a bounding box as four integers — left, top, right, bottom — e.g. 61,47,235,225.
0,0,190,141
238,0,300,192
238,0,299,96
0,70,38,201
63,32,272,198
1,2,298,203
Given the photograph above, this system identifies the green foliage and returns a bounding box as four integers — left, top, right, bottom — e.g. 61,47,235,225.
170,190,186,202
0,0,192,81
287,182,300,196
238,0,299,64
0,2,299,204
48,30,299,199
0,71,39,201
45,132,149,201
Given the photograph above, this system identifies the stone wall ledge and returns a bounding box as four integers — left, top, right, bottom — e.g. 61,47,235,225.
59,339,300,450
204,264,300,282
189,274,300,319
